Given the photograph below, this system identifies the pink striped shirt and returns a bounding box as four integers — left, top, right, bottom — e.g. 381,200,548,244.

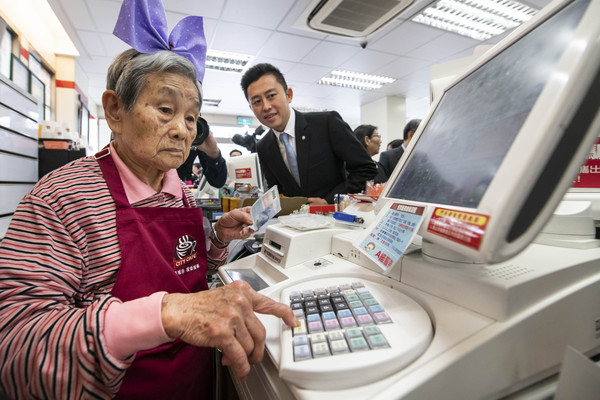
0,151,227,399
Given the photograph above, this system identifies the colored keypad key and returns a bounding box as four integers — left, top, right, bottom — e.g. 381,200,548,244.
289,281,392,361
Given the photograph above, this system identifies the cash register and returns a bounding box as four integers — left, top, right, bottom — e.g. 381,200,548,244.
218,0,600,397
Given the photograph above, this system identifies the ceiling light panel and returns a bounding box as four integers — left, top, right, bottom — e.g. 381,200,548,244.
205,50,252,73
412,0,539,41
318,69,396,90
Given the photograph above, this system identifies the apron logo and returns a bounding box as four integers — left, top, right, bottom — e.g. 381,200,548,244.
173,235,198,269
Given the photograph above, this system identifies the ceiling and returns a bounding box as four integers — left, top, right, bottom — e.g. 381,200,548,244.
47,0,552,127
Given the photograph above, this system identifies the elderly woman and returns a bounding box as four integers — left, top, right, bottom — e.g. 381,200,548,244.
0,48,295,400
354,124,388,183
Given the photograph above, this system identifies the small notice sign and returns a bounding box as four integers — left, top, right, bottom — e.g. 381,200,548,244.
572,137,600,188
427,207,489,250
355,201,425,272
235,167,252,179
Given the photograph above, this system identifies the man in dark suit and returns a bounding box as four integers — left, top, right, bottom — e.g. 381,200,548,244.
240,63,376,204
379,119,421,179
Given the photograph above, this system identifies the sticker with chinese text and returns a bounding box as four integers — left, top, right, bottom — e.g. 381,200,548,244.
355,202,425,272
427,208,489,250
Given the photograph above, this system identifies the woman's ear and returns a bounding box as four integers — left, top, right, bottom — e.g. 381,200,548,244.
102,90,124,134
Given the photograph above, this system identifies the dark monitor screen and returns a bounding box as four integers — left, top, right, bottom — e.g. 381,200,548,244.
387,0,590,209
379,0,600,263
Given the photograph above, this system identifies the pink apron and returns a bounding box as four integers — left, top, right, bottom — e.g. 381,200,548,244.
95,147,213,400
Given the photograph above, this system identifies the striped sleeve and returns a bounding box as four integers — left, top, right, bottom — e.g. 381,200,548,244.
0,157,230,399
0,159,130,399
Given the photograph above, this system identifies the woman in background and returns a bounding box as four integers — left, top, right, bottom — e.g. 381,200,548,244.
354,124,388,183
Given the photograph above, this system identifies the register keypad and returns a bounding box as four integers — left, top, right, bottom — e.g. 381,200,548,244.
288,282,391,361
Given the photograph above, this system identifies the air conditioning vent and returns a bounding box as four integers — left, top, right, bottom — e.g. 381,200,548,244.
306,0,415,37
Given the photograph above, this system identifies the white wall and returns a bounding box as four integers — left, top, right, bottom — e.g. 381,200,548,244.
360,96,407,157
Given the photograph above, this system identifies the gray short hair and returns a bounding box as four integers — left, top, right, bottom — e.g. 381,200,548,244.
106,48,202,111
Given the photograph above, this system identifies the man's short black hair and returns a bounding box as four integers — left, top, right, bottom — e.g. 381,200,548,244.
240,63,288,100
387,139,403,149
403,119,421,140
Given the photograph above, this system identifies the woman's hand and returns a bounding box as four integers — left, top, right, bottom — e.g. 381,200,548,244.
214,207,254,243
161,281,297,379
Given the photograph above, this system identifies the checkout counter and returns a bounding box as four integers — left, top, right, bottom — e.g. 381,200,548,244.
217,0,600,397
218,201,600,399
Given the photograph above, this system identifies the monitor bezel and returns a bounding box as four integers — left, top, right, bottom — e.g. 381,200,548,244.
378,0,600,264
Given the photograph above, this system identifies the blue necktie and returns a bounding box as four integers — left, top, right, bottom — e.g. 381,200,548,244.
280,132,300,185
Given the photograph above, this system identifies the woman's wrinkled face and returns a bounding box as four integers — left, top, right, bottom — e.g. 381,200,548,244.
117,72,200,173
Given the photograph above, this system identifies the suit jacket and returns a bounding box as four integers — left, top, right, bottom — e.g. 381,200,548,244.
257,110,377,203
378,146,405,179
373,162,388,184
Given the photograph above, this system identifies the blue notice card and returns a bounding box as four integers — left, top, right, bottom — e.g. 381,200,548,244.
355,202,425,272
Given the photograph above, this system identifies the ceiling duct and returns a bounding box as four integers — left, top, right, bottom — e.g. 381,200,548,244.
305,0,416,37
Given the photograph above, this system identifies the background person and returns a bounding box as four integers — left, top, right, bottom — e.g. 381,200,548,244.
240,63,376,204
386,138,404,150
353,124,387,183
176,120,227,188
379,119,421,179
0,2,296,399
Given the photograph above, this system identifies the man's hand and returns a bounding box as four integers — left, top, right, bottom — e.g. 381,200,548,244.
161,281,297,379
213,207,254,244
307,197,328,205
196,130,220,159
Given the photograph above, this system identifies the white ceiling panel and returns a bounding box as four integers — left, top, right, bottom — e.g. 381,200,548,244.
300,41,360,68
46,0,554,125
86,0,122,34
56,0,96,31
368,21,443,56
74,31,106,58
210,22,272,55
375,56,432,80
162,0,225,19
338,49,398,74
407,33,479,62
258,32,320,63
98,33,130,59
286,63,331,84
246,57,296,75
221,0,296,30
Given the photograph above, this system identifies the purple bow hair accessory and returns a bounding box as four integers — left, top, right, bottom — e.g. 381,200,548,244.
113,0,207,82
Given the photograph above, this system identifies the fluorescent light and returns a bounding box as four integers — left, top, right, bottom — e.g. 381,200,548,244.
205,50,252,73
293,106,329,113
202,98,222,107
318,70,395,91
412,0,539,41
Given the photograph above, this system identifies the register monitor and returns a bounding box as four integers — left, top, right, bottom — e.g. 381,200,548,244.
380,0,600,265
227,153,264,190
